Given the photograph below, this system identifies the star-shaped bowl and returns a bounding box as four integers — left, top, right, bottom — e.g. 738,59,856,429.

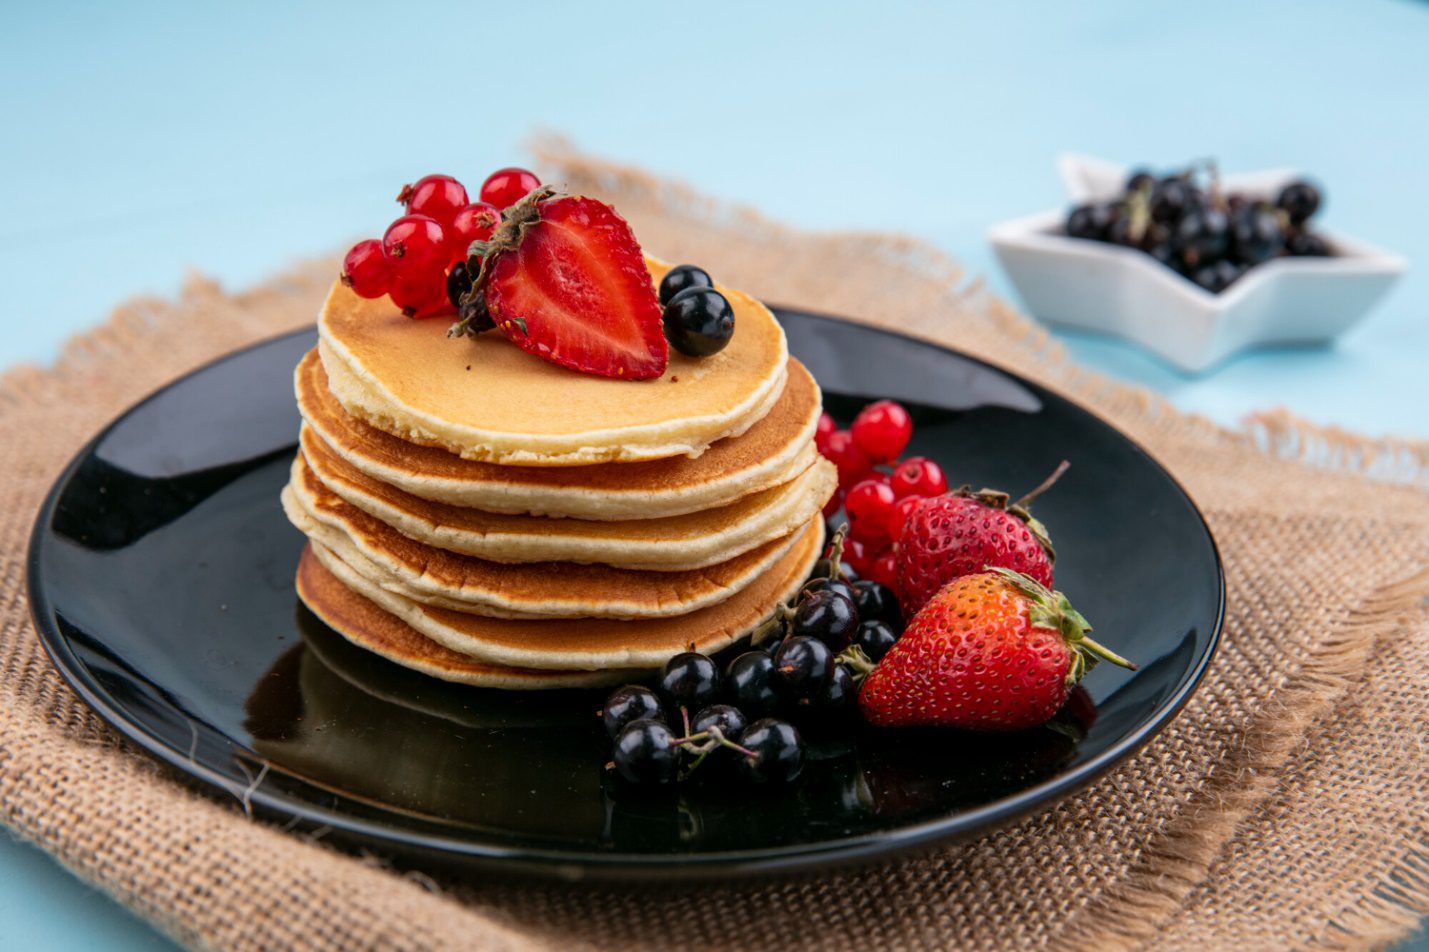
989,154,1406,373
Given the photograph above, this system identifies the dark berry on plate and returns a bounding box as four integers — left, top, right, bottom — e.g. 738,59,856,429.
801,576,859,607
397,174,469,225
691,704,747,742
852,580,901,627
1150,178,1193,224
1230,205,1286,266
658,264,714,305
662,287,735,357
611,718,678,784
773,635,835,697
738,718,805,784
446,260,473,309
1175,206,1231,269
1192,259,1245,294
817,664,858,715
382,214,449,278
341,239,392,299
659,651,722,711
1125,169,1155,193
726,651,781,714
1065,203,1117,241
455,287,495,334
1276,180,1321,224
478,167,541,210
1105,216,1139,248
853,619,900,662
812,557,859,583
1287,230,1331,257
792,590,859,649
602,685,665,739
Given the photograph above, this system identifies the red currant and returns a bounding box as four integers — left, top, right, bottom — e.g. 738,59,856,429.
815,412,836,453
389,270,454,319
340,238,392,299
889,456,948,498
842,537,870,576
447,202,501,264
382,215,448,279
851,400,913,462
822,430,873,487
479,167,542,209
868,549,899,591
844,479,897,546
822,486,845,519
886,495,924,543
397,174,468,226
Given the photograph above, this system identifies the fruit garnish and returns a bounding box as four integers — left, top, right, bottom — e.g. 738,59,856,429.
858,568,1134,731
888,456,947,498
657,264,714,305
851,399,913,462
340,238,391,300
662,287,735,357
895,460,1068,616
382,214,448,279
396,174,468,225
478,167,542,210
445,202,500,266
451,187,669,380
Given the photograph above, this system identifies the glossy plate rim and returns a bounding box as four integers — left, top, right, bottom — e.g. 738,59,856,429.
26,309,1225,882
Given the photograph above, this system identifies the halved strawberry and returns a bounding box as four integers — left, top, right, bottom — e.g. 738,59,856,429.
453,188,667,380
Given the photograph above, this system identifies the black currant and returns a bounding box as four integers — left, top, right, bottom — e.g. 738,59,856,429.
601,684,664,739
456,287,495,334
1230,205,1286,266
852,620,899,662
1175,206,1231,269
691,704,747,743
1065,203,1118,241
446,260,473,309
811,557,859,583
852,580,901,627
738,718,805,784
659,652,721,711
1150,178,1193,224
791,590,859,649
662,288,735,357
801,576,858,607
1191,259,1245,294
1276,181,1321,225
611,718,678,784
658,264,714,306
725,650,780,714
816,664,858,716
1287,230,1331,257
772,635,835,698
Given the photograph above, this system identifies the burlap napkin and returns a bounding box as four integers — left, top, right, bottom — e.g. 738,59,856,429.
2,140,1425,951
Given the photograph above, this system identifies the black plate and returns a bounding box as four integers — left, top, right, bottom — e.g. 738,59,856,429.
28,309,1222,882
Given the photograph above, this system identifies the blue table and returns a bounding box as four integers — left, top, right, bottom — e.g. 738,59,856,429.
2,2,1425,947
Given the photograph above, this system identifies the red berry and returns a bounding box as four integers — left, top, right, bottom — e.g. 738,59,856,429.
842,537,870,576
388,270,454,319
446,201,501,265
340,238,392,299
844,479,897,546
868,549,899,591
397,174,468,225
851,400,913,462
815,412,837,453
822,430,873,486
887,495,924,543
889,456,948,498
382,215,448,279
479,167,542,210
822,486,845,519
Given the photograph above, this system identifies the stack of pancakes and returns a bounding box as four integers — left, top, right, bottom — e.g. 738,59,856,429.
283,260,837,689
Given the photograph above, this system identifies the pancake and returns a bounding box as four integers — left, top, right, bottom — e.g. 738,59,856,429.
282,456,809,619
316,257,789,466
305,518,822,670
299,424,836,571
295,546,632,688
296,348,823,520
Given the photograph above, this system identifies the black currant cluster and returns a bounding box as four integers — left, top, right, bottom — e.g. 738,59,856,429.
658,265,735,357
601,531,905,787
1065,164,1329,294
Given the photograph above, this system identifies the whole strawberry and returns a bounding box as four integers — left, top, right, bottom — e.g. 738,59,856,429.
859,568,1133,731
451,186,668,380
895,461,1067,617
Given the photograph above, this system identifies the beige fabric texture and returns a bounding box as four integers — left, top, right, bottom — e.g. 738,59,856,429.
2,139,1427,951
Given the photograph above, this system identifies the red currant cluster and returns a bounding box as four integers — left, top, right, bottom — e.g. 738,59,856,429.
340,167,542,318
815,400,947,593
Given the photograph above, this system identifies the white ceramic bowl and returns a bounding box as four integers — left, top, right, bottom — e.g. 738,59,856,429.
988,154,1406,373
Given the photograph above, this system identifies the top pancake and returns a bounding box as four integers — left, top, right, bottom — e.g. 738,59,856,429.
296,348,823,520
317,257,790,466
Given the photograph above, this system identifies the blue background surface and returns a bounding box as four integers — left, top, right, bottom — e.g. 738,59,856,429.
2,1,1425,947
